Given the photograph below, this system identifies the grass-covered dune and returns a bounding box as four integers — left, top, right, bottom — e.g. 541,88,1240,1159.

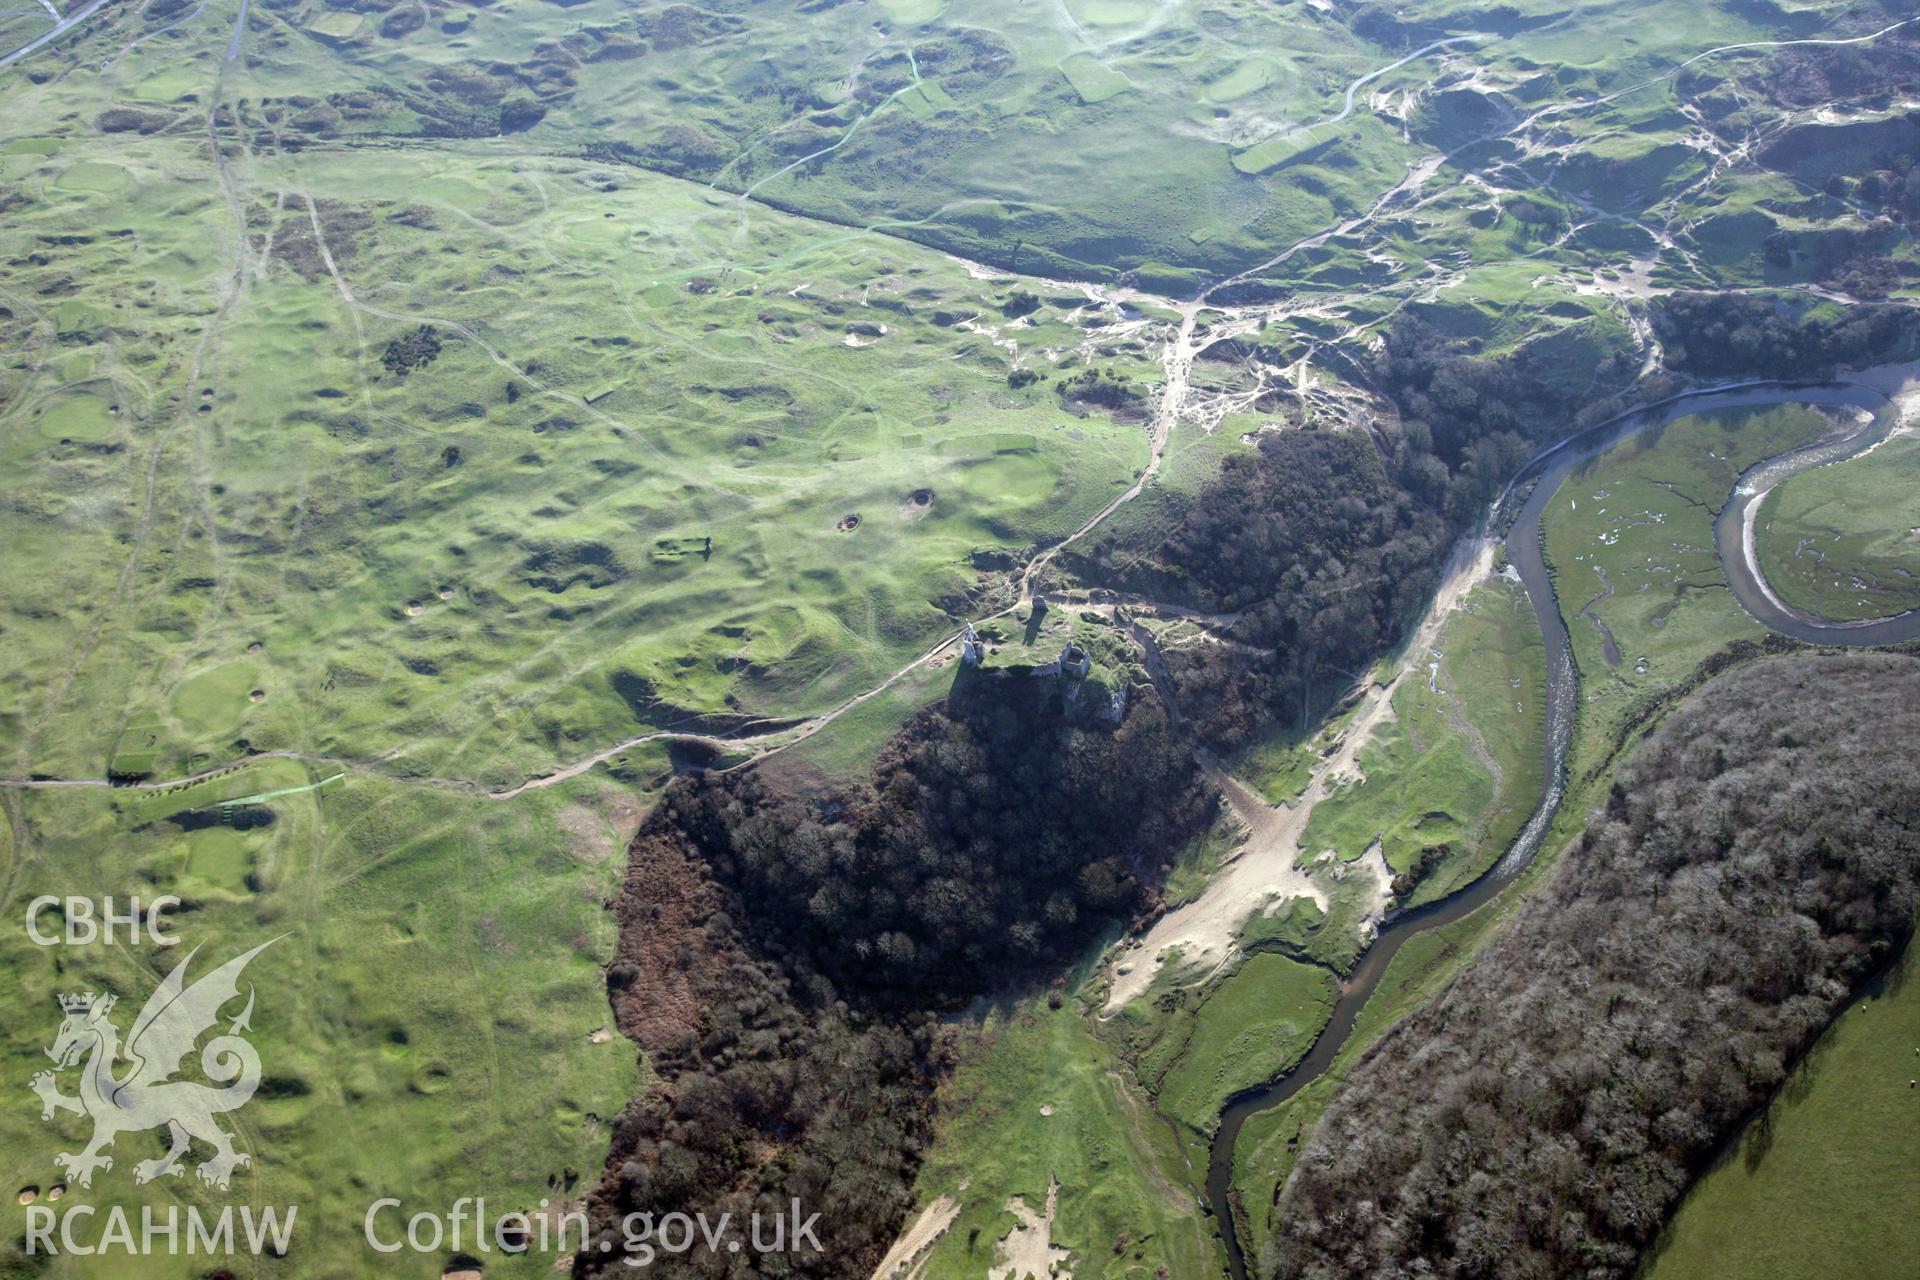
0,135,1158,790
0,764,642,1279
1264,652,1920,1280
16,0,1894,288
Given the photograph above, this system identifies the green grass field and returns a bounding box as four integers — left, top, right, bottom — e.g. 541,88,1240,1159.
1058,53,1132,105
1755,433,1920,622
1542,405,1832,784
1301,577,1547,904
1115,951,1337,1137
1644,931,1920,1280
908,982,1224,1280
0,761,646,1277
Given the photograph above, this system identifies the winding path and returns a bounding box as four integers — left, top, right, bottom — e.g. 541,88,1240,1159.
1285,35,1490,138
0,0,113,71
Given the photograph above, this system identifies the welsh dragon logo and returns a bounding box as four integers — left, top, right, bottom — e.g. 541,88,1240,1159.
29,939,278,1192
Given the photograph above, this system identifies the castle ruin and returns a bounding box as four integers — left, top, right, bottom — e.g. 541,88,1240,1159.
957,621,1089,680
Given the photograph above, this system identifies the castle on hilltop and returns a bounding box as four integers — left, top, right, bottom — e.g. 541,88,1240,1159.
1033,642,1092,680
957,621,1089,680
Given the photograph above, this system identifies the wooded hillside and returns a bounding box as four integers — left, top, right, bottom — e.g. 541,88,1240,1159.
1265,653,1920,1280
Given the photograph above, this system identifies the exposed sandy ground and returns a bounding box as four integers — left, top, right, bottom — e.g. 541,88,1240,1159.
1103,535,1494,1012
1342,837,1396,915
1850,358,1920,429
989,1178,1072,1280
870,1195,961,1280
555,783,645,863
1102,761,1330,1011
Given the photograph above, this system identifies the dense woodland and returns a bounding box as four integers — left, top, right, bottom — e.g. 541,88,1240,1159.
1655,291,1920,378
582,828,941,1279
580,672,1215,1275
1102,428,1456,747
1265,654,1920,1280
1366,314,1638,480
649,674,1210,1009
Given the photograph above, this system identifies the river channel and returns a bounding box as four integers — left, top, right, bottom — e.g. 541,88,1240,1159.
1204,379,1920,1280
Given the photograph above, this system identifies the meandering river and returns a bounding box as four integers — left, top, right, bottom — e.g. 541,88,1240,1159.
1204,379,1920,1280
